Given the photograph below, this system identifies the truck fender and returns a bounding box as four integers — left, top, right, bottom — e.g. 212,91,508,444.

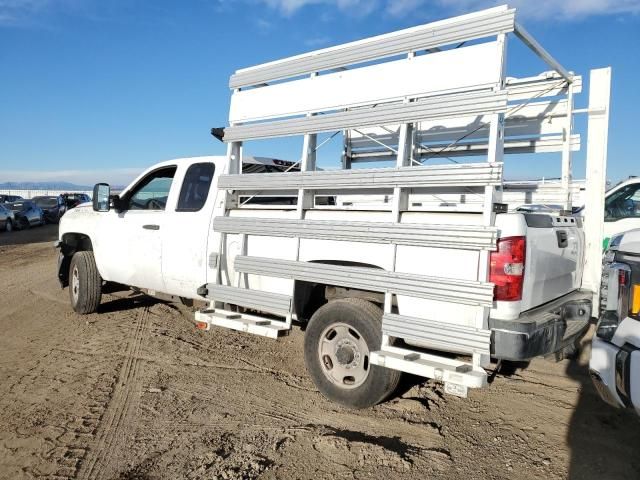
293,260,385,323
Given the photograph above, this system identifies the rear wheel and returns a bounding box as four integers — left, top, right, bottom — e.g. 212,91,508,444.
69,251,102,314
303,298,401,409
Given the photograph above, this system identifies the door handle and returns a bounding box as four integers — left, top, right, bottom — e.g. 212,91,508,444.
143,224,160,230
556,230,568,248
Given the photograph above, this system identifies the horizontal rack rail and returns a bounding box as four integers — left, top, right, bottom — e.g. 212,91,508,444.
207,284,292,317
233,256,495,307
218,162,503,191
381,313,491,356
223,90,507,142
229,7,515,88
213,217,498,250
351,135,581,161
506,75,581,101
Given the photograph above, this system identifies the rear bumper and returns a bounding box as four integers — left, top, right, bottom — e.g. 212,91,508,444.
489,290,592,361
589,320,640,415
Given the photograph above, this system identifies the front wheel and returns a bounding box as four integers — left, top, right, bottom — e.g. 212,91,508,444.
5,220,13,232
69,251,102,314
19,217,29,230
303,298,401,409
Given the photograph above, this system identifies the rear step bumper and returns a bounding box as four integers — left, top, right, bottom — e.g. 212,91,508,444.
489,290,592,361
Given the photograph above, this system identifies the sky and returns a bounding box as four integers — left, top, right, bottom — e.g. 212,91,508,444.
0,0,639,186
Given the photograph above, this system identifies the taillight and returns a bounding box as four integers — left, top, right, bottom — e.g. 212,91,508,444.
490,236,526,302
597,263,632,340
631,284,640,319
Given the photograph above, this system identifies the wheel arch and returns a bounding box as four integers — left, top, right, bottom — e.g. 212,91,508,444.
293,259,385,324
58,232,94,287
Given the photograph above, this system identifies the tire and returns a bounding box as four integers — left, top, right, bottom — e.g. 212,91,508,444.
5,220,12,233
69,251,102,314
304,298,401,409
19,217,29,230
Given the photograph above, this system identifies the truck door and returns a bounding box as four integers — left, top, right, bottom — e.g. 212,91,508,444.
95,166,177,292
161,162,216,298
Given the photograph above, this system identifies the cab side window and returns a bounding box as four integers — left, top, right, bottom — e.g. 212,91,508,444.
605,184,640,221
176,163,215,212
127,166,177,211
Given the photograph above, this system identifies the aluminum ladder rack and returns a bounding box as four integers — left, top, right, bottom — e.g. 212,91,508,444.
199,4,611,398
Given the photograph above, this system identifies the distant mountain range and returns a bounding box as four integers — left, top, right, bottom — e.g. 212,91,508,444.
0,181,94,191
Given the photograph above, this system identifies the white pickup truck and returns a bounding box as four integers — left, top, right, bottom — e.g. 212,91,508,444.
590,229,640,415
56,6,611,408
57,155,591,407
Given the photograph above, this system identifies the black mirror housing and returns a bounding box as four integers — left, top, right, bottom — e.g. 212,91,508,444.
93,183,111,212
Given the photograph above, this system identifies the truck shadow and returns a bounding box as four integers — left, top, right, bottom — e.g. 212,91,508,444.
391,355,640,479
565,358,640,479
495,356,640,478
98,292,160,314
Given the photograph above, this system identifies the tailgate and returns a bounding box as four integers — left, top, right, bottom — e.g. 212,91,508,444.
493,213,584,320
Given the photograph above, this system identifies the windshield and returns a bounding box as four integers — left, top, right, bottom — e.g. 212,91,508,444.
34,197,58,208
8,202,27,212
605,183,640,220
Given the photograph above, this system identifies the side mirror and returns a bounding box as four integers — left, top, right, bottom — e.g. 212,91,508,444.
93,183,111,212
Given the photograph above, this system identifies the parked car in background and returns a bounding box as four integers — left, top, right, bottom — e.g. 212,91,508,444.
61,193,91,210
0,204,16,232
32,195,66,224
0,194,23,203
6,200,44,229
590,229,640,415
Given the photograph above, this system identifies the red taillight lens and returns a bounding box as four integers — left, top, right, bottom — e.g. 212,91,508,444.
490,236,526,302
619,269,628,287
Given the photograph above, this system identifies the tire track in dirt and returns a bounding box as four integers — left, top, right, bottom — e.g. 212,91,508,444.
45,369,119,479
76,305,152,480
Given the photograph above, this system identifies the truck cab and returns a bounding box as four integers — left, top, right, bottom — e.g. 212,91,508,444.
58,156,293,300
590,229,640,415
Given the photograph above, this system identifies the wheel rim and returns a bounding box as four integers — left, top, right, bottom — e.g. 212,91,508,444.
317,322,370,389
6,221,11,232
71,266,80,305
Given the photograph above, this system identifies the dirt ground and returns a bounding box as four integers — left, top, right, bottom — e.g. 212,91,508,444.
1,226,639,480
